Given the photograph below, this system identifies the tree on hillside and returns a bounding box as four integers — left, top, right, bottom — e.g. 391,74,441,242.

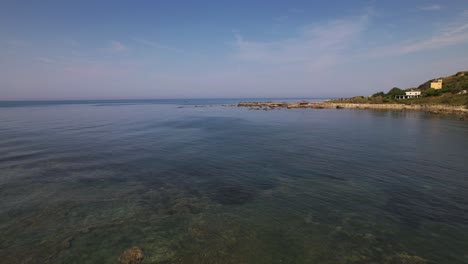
386,87,405,97
370,96,384,104
424,88,441,97
371,91,385,97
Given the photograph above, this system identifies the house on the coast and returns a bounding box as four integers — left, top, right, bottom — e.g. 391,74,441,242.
395,90,421,99
430,79,443,90
419,79,443,90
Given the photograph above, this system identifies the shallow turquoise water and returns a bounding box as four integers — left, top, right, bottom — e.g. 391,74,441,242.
0,100,467,263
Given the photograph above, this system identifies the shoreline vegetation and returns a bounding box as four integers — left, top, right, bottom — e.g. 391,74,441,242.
237,71,468,120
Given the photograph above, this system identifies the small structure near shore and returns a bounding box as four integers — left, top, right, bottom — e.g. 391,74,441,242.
395,90,421,100
420,79,443,90
430,79,443,90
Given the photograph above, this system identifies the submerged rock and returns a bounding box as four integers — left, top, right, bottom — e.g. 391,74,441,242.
119,246,144,264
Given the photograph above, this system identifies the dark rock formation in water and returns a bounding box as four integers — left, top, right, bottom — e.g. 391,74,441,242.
119,246,144,264
237,101,468,117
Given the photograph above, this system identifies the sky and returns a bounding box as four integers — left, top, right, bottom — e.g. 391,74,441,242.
1,0,468,100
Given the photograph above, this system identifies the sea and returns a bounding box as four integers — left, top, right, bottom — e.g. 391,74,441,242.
0,99,467,264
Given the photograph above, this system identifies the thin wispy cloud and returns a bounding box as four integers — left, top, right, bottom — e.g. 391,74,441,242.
420,4,442,11
368,21,468,57
233,13,370,70
107,41,128,52
2,1,468,100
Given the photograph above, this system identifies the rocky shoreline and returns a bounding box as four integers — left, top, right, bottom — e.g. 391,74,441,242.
237,101,468,120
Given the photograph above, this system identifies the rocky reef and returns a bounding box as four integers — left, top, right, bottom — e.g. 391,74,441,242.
119,246,144,264
237,101,468,119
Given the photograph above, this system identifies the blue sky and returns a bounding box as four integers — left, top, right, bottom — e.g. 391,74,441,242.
1,0,468,100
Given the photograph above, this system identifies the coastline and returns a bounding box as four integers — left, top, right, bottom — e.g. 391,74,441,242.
237,101,468,120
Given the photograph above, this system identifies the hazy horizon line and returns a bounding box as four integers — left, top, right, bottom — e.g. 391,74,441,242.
0,96,338,102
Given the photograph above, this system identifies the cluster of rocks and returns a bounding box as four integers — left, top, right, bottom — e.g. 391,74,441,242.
238,101,327,109
119,246,144,264
237,101,468,119
237,102,289,110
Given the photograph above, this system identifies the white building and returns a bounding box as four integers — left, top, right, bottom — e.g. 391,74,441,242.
405,90,421,96
395,90,421,99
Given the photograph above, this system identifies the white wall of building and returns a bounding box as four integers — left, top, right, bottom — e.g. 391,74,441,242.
405,91,421,96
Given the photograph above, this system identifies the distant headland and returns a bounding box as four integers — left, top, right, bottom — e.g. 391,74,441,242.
237,71,468,120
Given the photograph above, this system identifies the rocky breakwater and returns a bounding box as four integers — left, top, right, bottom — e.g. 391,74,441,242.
237,101,468,119
237,101,342,109
237,102,289,110
237,101,339,109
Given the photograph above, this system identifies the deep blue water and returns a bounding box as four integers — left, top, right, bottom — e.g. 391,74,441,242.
0,100,467,263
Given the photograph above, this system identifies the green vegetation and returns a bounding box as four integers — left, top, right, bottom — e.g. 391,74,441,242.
423,88,442,97
330,71,468,107
371,91,385,97
386,87,405,97
330,96,393,104
420,71,468,94
402,93,468,106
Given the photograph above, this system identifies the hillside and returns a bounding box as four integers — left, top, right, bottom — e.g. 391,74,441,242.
441,71,468,92
418,71,468,93
330,71,468,106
